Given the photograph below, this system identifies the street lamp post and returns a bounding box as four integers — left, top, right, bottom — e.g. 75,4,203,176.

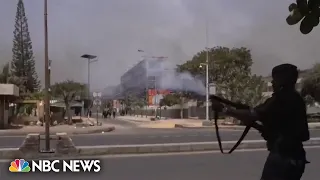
43,0,52,152
81,54,98,115
201,15,213,126
49,60,52,92
199,62,210,123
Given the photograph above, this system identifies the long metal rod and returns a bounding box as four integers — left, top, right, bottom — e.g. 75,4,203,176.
88,58,90,116
44,0,50,151
145,60,148,118
205,18,209,121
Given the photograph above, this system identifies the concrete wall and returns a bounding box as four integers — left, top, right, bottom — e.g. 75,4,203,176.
130,106,215,119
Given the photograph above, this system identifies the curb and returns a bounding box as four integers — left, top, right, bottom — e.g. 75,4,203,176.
174,124,320,130
0,126,116,136
72,126,115,134
1,138,320,159
174,124,248,130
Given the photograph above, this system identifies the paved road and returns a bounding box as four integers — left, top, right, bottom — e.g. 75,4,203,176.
1,148,319,179
1,128,320,148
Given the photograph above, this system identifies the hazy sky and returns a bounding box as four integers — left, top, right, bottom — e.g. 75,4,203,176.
1,0,320,91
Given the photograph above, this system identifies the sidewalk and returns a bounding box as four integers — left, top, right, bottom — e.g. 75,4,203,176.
116,116,152,122
0,123,115,136
117,116,223,129
117,116,320,129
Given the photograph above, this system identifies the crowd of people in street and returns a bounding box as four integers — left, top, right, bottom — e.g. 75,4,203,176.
102,108,116,119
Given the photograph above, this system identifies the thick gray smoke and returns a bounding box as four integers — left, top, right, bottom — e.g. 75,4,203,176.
159,71,206,95
146,59,206,95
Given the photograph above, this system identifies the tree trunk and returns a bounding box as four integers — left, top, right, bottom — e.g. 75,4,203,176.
180,97,184,119
66,103,72,125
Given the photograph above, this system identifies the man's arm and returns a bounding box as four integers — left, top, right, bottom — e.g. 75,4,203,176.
224,96,276,126
224,108,259,126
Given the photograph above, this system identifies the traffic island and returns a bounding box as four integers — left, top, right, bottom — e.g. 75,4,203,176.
1,137,320,159
5,133,78,159
55,132,77,155
0,124,116,136
19,133,41,158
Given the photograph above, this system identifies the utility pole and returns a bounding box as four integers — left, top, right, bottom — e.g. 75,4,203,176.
44,0,51,151
202,16,212,126
81,54,97,115
205,18,209,122
49,60,52,92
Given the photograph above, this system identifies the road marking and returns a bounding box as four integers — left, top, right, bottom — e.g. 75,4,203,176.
188,134,198,137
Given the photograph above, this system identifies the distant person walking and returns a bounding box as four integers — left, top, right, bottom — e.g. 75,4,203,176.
112,108,116,119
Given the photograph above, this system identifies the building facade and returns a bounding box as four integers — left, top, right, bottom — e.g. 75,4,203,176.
120,57,169,105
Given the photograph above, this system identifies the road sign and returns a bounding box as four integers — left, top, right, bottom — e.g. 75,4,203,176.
93,92,101,97
209,83,216,95
93,99,101,106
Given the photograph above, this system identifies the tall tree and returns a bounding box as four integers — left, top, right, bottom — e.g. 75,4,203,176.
51,80,86,124
301,63,320,102
11,0,40,94
177,46,265,105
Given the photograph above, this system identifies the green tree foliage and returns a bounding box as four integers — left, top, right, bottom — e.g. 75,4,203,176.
160,94,180,107
236,75,267,106
0,62,27,94
25,91,45,100
177,46,265,106
51,80,85,124
123,93,135,109
301,64,320,102
160,92,189,118
177,47,252,84
286,0,320,34
11,0,40,94
0,63,10,83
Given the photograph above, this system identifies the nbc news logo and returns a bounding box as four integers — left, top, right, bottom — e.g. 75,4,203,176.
9,159,101,173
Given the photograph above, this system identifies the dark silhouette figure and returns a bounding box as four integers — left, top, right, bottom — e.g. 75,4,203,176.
89,110,92,118
103,110,107,118
112,108,116,119
214,64,309,180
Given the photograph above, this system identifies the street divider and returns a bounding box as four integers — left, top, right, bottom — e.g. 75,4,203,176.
1,137,320,159
76,138,320,156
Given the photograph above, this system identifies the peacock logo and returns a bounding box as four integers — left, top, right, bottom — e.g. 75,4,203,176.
9,159,31,172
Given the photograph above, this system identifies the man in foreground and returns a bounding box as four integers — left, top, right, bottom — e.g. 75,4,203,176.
214,64,310,180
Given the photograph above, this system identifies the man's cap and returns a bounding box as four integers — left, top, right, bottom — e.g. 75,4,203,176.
272,63,298,77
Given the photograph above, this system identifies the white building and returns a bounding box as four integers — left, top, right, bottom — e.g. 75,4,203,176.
120,57,167,98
